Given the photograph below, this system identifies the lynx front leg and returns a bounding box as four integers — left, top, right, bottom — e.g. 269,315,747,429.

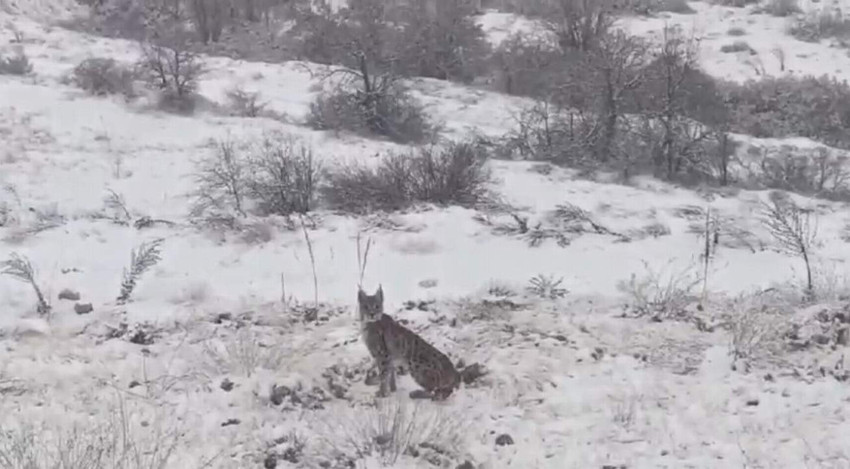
376,357,393,398
388,365,397,392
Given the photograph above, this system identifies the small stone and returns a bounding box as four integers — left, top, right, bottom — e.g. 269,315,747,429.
58,289,81,301
220,418,240,427
129,380,141,389
263,454,277,469
591,347,605,361
837,327,849,346
74,303,93,315
270,384,291,405
745,398,759,406
409,389,432,399
213,313,232,324
418,279,438,288
456,461,475,469
495,433,514,446
460,362,487,385
813,334,831,345
220,378,234,392
129,329,153,345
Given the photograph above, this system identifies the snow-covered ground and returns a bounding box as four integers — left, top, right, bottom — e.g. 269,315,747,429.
2,1,850,468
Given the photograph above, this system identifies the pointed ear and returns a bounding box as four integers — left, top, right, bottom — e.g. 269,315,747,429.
376,284,384,303
358,288,366,302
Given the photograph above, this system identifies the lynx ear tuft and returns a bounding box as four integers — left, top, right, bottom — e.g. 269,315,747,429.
376,284,384,302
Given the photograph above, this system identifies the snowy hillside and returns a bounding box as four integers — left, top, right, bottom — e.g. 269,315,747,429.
2,1,850,468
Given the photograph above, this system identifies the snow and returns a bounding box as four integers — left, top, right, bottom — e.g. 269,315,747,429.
2,1,850,468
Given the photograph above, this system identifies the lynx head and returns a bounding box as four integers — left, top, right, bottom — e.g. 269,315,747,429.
357,285,384,322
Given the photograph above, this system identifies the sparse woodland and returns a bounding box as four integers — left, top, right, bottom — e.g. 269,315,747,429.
3,0,850,467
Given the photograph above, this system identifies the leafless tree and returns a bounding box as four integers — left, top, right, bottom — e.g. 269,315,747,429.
760,192,818,298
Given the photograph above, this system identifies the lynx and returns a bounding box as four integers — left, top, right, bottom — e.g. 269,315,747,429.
358,286,460,400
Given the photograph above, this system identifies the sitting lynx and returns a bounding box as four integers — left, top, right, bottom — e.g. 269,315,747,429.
358,286,460,400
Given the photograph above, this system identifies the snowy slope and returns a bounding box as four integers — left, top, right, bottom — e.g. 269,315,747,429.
1,2,850,468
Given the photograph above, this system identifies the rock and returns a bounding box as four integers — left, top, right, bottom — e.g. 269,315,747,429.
591,347,605,361
263,454,277,469
813,334,831,345
745,398,759,406
418,279,438,289
74,303,93,315
129,380,141,389
128,328,154,345
58,289,81,301
837,327,849,346
213,313,232,324
220,378,234,392
495,434,514,446
460,362,487,385
281,445,301,463
409,389,432,400
270,384,291,406
220,418,240,427
456,461,475,469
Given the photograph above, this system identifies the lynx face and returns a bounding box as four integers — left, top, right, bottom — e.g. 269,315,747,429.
357,286,384,323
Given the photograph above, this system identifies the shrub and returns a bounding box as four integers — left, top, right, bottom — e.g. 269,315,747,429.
225,85,267,117
136,39,205,114
395,0,492,83
71,57,136,96
760,192,818,298
314,398,467,467
654,0,696,14
723,75,850,149
706,0,758,6
1,253,50,316
117,238,164,304
190,139,248,218
323,140,491,213
489,32,562,97
246,135,323,216
788,10,850,42
720,40,754,53
308,83,432,144
189,0,226,44
751,145,850,199
542,0,614,52
759,0,800,17
617,259,701,321
0,48,32,75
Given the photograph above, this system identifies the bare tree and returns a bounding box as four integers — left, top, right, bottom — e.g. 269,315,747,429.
542,0,615,52
190,139,248,218
137,26,205,111
191,0,226,43
635,24,726,180
302,0,432,142
395,0,490,82
584,30,648,163
760,192,818,298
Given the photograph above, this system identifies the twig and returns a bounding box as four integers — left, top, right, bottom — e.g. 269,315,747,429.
701,206,711,305
1,253,50,316
299,215,318,306
356,231,373,288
